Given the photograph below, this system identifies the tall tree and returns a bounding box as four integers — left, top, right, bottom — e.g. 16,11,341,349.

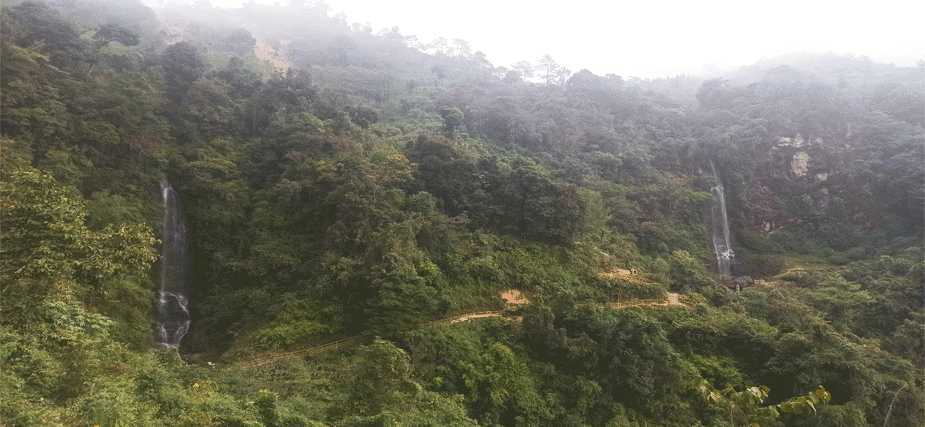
440,107,464,136
512,60,535,84
161,41,206,104
451,38,472,58
87,23,140,76
427,37,449,55
91,23,140,49
538,54,559,86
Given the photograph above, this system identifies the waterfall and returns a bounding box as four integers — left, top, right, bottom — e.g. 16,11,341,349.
156,182,190,347
709,161,734,276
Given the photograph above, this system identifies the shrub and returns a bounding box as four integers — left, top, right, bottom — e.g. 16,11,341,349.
738,250,785,277
80,382,158,427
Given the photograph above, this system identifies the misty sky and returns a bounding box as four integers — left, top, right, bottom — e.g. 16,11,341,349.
143,0,925,79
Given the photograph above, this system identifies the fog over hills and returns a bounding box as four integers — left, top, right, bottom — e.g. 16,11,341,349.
142,0,925,79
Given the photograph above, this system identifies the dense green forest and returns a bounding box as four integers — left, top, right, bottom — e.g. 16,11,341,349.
1,1,923,426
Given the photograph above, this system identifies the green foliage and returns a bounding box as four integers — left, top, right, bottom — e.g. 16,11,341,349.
440,107,464,135
255,389,282,427
698,379,831,426
558,308,685,415
407,138,588,246
365,266,440,335
92,23,140,48
81,382,159,427
135,350,186,417
667,250,716,292
162,41,207,103
182,77,238,135
686,354,745,389
0,168,158,330
348,338,416,415
339,388,478,427
737,249,786,277
86,190,146,231
198,287,276,353
1,1,87,68
778,386,832,415
801,274,873,331
251,298,339,350
662,306,778,380
404,323,559,425
0,138,33,176
0,36,72,150
514,164,586,245
886,313,925,368
458,342,551,425
761,317,918,422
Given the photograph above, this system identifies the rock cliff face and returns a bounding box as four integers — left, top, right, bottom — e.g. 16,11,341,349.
752,131,917,255
742,133,850,235
695,65,923,242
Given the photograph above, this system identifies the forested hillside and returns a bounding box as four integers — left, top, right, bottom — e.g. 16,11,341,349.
1,1,922,426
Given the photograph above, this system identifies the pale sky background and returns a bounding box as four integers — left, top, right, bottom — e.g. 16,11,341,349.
142,0,925,79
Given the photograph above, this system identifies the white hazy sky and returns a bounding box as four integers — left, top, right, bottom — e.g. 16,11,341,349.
143,0,925,79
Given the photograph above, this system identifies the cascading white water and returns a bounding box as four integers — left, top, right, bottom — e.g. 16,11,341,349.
709,161,734,276
156,182,190,347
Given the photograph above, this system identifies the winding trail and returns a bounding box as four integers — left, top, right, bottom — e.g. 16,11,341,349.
244,292,687,367
247,336,360,367
244,271,689,366
607,293,687,309
668,292,681,305
245,311,507,367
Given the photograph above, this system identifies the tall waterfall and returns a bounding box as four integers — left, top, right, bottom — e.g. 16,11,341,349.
709,161,734,276
156,182,190,347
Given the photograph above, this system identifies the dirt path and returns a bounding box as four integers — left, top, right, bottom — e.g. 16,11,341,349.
607,293,687,309
430,311,506,325
247,311,508,366
598,268,649,284
248,336,359,367
245,291,686,366
667,293,680,305
502,289,529,305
